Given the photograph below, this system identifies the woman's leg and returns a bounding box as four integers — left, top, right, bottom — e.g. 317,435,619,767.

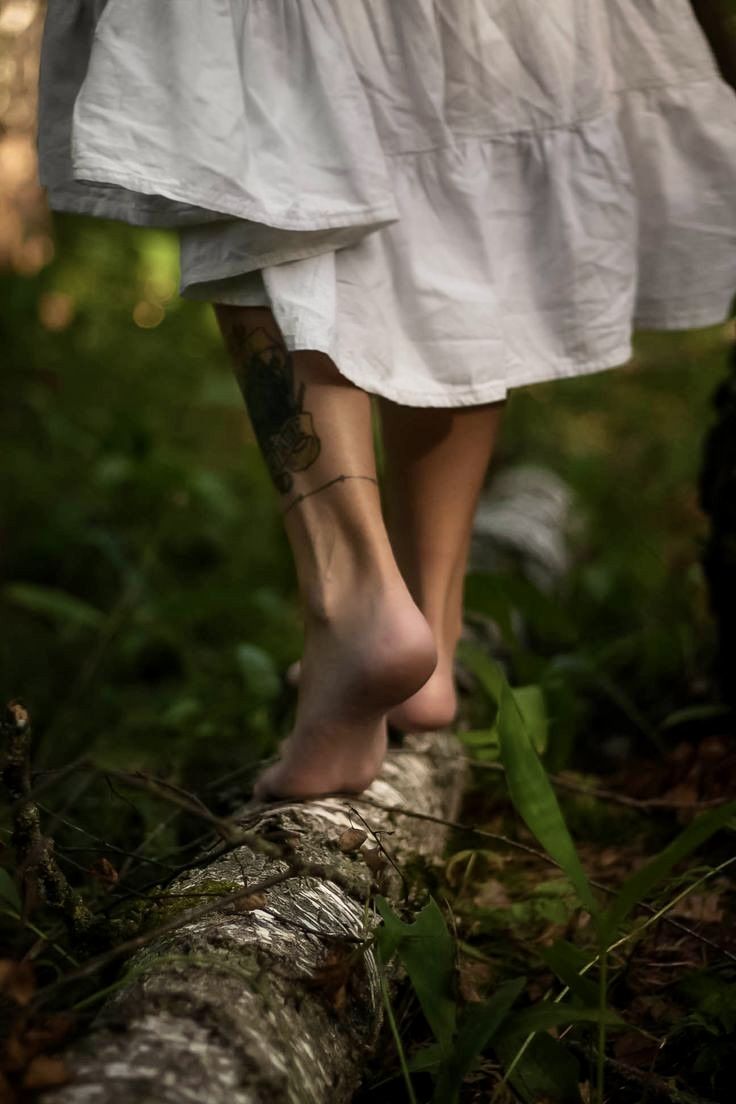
215,305,437,797
377,399,505,730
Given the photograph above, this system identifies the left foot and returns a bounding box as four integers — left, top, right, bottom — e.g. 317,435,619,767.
254,571,437,799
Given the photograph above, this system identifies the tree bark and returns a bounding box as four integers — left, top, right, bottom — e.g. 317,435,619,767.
43,733,467,1104
699,338,736,707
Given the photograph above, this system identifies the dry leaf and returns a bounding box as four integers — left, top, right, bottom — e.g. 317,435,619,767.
22,1014,76,1056
88,857,118,886
338,828,367,853
669,892,724,924
3,1029,29,1074
306,947,357,1014
613,1031,660,1069
22,1055,71,1090
0,960,35,1007
457,957,493,1003
231,892,269,912
662,782,699,807
361,846,387,874
698,736,727,761
0,1070,17,1104
473,879,511,911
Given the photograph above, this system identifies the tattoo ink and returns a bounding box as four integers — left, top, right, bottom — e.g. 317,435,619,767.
228,324,321,493
281,473,379,516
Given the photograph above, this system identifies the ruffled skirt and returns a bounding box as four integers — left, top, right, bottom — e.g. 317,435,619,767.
38,0,736,405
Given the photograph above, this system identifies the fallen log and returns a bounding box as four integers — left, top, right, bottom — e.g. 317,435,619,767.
43,733,467,1104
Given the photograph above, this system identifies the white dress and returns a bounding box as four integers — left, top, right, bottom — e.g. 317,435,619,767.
38,0,736,407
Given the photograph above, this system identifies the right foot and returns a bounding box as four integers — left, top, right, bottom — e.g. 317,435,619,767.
285,621,461,734
254,575,437,799
386,643,458,732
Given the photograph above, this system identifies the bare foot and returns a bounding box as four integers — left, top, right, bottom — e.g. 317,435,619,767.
254,575,437,799
386,645,458,732
284,621,461,736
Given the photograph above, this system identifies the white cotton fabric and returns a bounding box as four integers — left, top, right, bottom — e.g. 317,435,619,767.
38,0,736,406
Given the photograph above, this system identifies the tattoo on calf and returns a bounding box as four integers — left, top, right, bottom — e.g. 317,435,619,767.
227,323,321,493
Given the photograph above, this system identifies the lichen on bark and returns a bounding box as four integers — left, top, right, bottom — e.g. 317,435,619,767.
42,733,467,1104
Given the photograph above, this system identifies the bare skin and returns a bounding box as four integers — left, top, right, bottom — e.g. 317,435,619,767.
215,305,437,798
286,401,504,730
378,399,504,731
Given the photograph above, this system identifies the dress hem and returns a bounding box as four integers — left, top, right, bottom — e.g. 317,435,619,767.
42,184,221,228
318,343,636,408
70,159,400,234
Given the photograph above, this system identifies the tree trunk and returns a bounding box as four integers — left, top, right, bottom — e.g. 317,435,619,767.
43,733,467,1104
699,338,736,707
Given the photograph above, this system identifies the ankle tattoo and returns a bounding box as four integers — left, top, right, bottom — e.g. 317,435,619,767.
281,474,379,516
225,322,321,494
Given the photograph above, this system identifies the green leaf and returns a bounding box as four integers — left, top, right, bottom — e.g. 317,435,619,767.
467,647,598,921
189,469,240,522
0,869,21,912
538,940,599,1006
463,573,516,645
460,728,500,749
432,977,527,1104
675,968,736,1034
456,642,504,721
504,1003,624,1035
3,583,104,630
234,643,281,702
464,571,577,646
458,644,546,753
496,1030,582,1104
375,897,457,1052
459,726,500,761
659,704,732,731
512,684,548,754
160,697,201,728
601,799,736,940
406,1042,443,1074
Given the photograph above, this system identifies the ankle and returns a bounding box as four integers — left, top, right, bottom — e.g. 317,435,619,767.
301,552,402,624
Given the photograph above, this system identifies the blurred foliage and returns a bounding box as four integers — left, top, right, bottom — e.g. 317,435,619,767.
1,215,301,830
478,320,734,773
1,169,735,1104
1,214,733,799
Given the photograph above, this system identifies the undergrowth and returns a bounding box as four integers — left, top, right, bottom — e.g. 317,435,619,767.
1,217,735,1102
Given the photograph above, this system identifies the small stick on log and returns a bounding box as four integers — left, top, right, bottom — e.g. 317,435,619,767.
41,732,467,1104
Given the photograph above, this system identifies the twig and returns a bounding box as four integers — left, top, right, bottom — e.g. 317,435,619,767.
407,750,731,811
36,803,178,871
358,796,566,865
102,768,238,838
359,797,736,961
347,805,408,897
29,855,363,1013
38,510,173,754
1,701,95,938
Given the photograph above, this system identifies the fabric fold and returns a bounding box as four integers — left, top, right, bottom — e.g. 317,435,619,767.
70,0,399,240
37,0,736,408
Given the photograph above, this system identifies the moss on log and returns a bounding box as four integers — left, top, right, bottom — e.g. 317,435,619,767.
43,733,466,1104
